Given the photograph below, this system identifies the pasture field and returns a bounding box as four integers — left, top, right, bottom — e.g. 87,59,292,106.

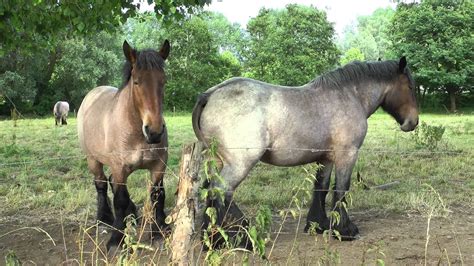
0,111,473,264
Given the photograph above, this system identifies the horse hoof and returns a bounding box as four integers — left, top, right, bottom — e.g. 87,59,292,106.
336,222,360,241
106,243,121,258
107,232,124,251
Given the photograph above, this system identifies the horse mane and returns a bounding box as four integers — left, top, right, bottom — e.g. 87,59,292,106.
312,60,414,89
120,49,166,89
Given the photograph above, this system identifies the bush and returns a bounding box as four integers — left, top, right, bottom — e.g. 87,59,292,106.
412,121,445,150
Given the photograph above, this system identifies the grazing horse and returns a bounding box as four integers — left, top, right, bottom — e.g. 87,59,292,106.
192,57,418,242
77,40,170,250
53,101,69,126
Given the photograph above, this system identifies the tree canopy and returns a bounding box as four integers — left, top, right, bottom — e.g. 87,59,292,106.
338,7,395,61
340,48,365,66
389,0,474,111
1,2,472,115
0,0,211,55
245,4,340,86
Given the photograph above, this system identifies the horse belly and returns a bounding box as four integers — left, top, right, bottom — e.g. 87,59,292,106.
260,149,327,166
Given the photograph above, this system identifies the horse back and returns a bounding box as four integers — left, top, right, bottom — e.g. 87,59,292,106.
196,77,368,166
53,101,69,115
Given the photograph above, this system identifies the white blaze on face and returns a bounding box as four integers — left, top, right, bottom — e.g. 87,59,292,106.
141,110,155,140
142,123,149,140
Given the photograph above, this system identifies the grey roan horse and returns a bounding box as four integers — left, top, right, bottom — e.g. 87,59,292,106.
192,57,418,244
53,101,69,126
77,40,170,250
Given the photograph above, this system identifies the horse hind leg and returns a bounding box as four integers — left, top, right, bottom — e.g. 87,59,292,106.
202,150,262,250
88,158,114,226
305,161,333,234
332,149,360,240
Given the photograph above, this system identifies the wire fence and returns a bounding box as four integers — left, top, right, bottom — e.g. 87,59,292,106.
0,139,472,191
1,140,472,264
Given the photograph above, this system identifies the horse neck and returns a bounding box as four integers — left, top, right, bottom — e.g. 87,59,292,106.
114,84,142,130
353,80,391,118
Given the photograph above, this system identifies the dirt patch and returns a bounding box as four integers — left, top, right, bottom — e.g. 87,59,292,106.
269,209,474,265
1,208,473,264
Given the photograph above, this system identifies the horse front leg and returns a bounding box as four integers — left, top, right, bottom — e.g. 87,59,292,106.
332,149,360,240
305,161,333,234
150,164,168,240
107,169,137,250
88,158,114,226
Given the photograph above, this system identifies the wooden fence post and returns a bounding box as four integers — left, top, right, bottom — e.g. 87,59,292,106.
167,142,204,265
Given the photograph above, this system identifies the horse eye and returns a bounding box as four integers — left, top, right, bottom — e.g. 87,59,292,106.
133,80,139,85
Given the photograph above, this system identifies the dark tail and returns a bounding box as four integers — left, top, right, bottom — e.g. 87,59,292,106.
192,93,210,146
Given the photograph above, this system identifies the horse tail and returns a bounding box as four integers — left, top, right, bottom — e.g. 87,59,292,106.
192,92,210,146
192,78,243,146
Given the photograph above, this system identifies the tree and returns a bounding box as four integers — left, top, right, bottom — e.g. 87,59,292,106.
0,48,49,114
0,0,211,55
200,12,247,59
0,0,211,115
0,31,123,115
338,8,395,61
48,33,123,112
0,71,36,114
125,12,242,110
164,14,242,110
340,47,365,65
245,4,339,86
390,1,474,112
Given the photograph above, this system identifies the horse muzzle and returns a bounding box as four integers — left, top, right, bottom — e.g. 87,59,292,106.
143,124,165,144
400,117,418,132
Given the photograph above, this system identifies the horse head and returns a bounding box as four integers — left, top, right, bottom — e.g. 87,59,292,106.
123,40,170,143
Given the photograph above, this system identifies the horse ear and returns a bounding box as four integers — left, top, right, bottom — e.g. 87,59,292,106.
399,56,407,72
159,39,170,60
123,40,137,64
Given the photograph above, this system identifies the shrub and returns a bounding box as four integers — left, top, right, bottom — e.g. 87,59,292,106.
412,121,445,150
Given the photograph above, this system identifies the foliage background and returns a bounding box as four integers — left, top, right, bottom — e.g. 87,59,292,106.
0,1,472,115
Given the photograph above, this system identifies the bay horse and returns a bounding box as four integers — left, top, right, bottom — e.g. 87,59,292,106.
53,101,69,126
77,40,170,250
192,57,418,242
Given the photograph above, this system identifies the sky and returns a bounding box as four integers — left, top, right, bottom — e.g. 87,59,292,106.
205,0,396,36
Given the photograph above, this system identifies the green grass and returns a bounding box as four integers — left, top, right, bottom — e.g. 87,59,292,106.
0,110,473,221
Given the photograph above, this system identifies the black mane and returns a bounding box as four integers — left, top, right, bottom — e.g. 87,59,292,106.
312,60,414,89
120,49,166,89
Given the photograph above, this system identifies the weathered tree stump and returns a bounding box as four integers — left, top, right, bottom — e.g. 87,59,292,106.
167,142,204,265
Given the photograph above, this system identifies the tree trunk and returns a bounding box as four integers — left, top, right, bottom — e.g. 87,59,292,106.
33,46,60,106
168,142,204,265
416,85,422,109
447,87,457,113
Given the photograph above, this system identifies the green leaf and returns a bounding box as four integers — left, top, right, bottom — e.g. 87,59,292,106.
78,22,85,32
216,227,229,243
205,207,217,225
